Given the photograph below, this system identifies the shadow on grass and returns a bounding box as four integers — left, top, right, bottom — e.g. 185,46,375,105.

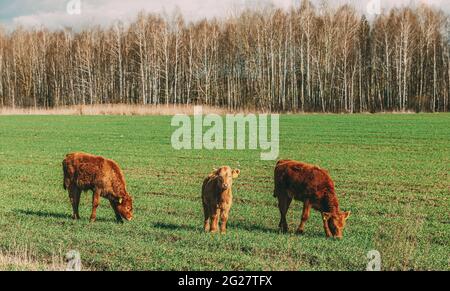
228,221,325,238
153,222,310,234
14,209,116,223
228,221,278,234
152,222,200,232
16,209,70,219
153,221,277,234
153,220,323,238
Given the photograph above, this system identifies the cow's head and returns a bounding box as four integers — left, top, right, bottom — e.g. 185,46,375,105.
116,195,133,221
322,210,351,239
214,166,240,192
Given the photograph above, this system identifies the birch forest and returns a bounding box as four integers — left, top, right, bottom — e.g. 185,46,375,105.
0,2,449,112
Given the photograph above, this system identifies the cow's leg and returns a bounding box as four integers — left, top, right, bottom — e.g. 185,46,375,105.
69,186,81,220
296,200,312,234
203,201,210,232
278,193,292,233
220,207,230,234
322,214,333,238
90,189,101,223
210,208,220,233
109,199,124,224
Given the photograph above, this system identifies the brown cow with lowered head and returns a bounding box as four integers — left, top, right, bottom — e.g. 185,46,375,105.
62,152,133,223
274,160,350,239
202,166,240,233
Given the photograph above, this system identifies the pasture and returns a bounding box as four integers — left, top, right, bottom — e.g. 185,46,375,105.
0,114,448,270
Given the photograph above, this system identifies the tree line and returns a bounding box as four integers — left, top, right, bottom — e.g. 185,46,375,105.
0,2,449,112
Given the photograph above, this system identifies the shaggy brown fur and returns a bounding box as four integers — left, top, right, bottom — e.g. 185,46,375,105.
62,152,133,223
202,166,240,233
273,160,350,238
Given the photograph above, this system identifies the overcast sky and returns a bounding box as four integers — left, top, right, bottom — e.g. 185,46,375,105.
0,0,447,30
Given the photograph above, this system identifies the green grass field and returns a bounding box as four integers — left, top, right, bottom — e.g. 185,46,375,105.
0,114,448,271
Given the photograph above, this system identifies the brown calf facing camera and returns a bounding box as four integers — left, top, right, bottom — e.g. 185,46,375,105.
202,166,240,234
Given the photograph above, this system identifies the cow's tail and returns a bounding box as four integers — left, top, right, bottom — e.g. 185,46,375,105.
62,159,70,190
273,160,288,198
273,180,285,198
273,171,282,198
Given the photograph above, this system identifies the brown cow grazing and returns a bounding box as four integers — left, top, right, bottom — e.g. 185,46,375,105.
202,166,240,234
62,152,133,223
273,160,350,239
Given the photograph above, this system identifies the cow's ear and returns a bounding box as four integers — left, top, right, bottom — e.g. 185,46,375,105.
343,211,351,220
232,169,240,179
322,212,332,221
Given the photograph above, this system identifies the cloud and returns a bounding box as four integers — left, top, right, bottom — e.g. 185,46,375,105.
2,0,448,30
7,0,252,29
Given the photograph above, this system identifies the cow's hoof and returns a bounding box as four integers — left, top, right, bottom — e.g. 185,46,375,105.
296,229,305,235
116,220,124,224
279,228,289,234
89,218,96,223
71,215,80,220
